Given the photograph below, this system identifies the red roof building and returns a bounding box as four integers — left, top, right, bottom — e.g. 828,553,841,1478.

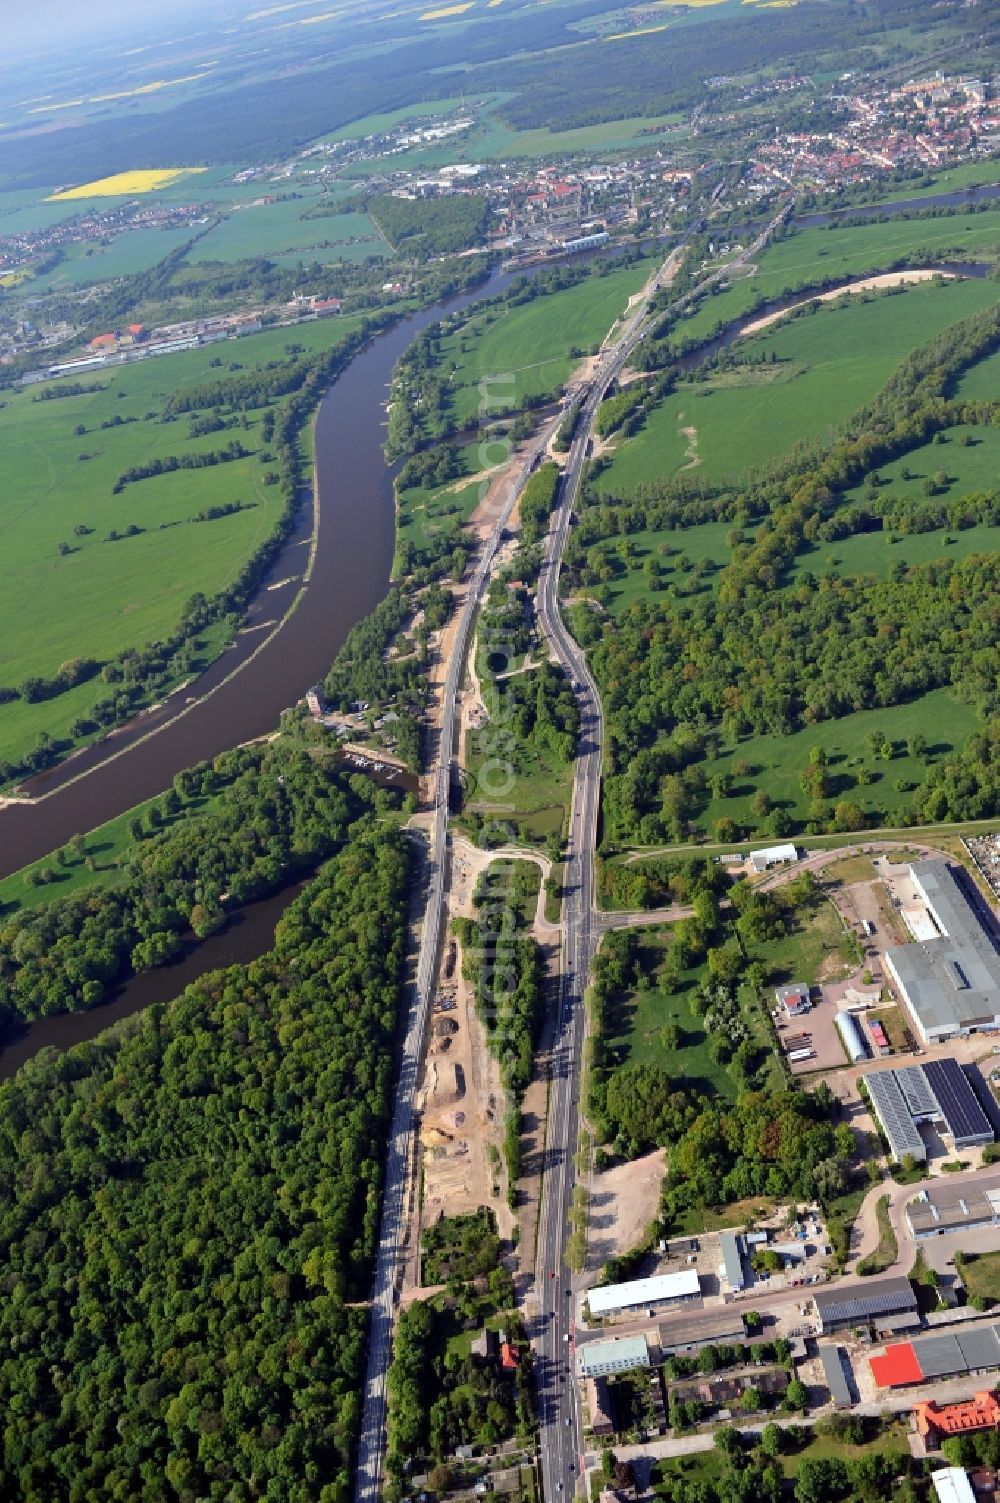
915,1391,1000,1449
870,1342,924,1388
90,333,116,349
500,1342,520,1371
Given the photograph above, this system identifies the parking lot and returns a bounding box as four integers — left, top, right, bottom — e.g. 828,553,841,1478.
777,991,853,1077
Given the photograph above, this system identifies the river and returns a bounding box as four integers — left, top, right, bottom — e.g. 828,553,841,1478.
0,879,308,1080
0,248,635,1070
0,232,993,1072
0,263,544,879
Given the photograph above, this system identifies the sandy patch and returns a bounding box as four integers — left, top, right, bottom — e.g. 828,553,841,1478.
739,269,956,338
678,417,700,471
585,1148,667,1271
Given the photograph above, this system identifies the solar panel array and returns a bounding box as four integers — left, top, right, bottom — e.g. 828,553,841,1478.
815,1276,918,1328
923,1057,994,1145
895,1065,939,1119
864,1070,926,1163
863,1059,994,1160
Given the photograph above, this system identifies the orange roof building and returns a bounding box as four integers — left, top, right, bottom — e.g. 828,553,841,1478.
90,333,116,349
915,1391,1000,1449
500,1342,520,1371
870,1343,923,1388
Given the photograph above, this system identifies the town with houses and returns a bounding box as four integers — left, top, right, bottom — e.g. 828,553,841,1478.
3,65,999,379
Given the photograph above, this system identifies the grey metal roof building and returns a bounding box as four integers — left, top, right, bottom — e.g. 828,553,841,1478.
719,1231,746,1292
885,862,1000,1044
862,1058,994,1165
913,1333,965,1379
657,1308,748,1355
819,1345,854,1408
814,1276,918,1334
957,1325,1000,1372
906,1170,1000,1239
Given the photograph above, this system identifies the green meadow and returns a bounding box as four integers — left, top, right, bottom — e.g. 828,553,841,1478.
843,422,1000,502
696,688,979,838
669,209,1000,346
601,277,1000,489
957,344,1000,399
442,257,655,429
0,782,220,915
396,473,485,563
605,933,735,1101
0,315,366,767
189,201,388,265
791,523,1000,583
594,521,733,618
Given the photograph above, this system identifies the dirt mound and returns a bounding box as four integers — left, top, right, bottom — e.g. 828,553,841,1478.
432,1016,459,1037
426,1060,466,1108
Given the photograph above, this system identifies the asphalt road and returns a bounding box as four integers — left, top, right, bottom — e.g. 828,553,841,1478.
354,206,790,1503
353,413,566,1503
530,252,690,1503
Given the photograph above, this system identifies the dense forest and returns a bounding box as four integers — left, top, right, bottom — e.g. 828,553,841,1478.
0,823,409,1500
368,194,490,259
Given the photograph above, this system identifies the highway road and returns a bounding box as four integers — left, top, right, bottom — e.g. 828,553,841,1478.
528,208,787,1495
354,207,790,1503
353,405,569,1503
530,254,679,1503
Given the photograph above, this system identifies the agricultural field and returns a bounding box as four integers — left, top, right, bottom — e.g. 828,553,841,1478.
694,688,979,838
47,169,207,201
440,256,656,429
601,277,1000,489
22,226,204,293
0,315,366,769
188,198,389,266
668,208,1000,346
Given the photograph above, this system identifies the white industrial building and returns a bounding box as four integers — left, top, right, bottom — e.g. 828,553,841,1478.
749,843,799,874
587,1269,702,1319
577,1335,650,1377
931,1468,977,1503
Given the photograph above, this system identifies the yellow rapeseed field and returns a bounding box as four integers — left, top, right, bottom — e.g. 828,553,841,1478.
420,2,474,18
47,168,207,202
